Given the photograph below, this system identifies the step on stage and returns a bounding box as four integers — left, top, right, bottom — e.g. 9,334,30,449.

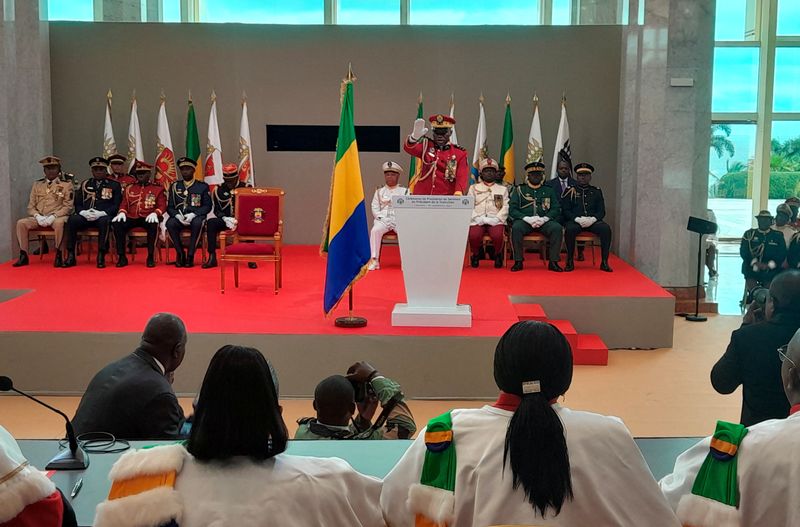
0,246,674,399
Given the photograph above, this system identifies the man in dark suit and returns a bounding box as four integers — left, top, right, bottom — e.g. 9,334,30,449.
72,313,187,439
547,153,583,260
711,270,800,426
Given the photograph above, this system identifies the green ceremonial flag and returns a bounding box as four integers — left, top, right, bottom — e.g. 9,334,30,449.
186,97,202,180
500,96,515,185
409,94,423,190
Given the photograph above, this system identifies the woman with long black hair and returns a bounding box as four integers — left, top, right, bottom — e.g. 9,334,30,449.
95,345,384,527
381,321,679,526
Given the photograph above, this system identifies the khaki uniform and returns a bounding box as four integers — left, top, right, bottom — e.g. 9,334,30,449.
16,177,74,252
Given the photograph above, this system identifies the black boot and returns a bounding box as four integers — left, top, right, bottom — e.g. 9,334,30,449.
548,261,563,272
53,251,63,268
63,251,76,268
494,254,504,268
174,250,185,268
185,251,195,268
146,251,156,268
202,253,218,269
96,252,106,269
470,254,479,268
577,246,585,261
33,241,49,256
12,251,29,267
116,254,128,268
510,261,523,272
600,260,613,272
565,258,574,272
248,262,258,269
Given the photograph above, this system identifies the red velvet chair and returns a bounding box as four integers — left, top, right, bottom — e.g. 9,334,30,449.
219,187,284,294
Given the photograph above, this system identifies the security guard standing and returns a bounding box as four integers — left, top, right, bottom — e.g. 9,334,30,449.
509,161,564,272
64,157,123,268
740,210,787,292
166,157,211,267
13,156,74,267
562,162,613,272
111,161,166,268
202,163,248,269
403,114,469,196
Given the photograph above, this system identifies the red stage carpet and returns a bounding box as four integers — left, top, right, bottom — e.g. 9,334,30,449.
0,245,669,338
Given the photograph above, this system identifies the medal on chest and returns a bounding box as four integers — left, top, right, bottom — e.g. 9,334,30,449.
101,186,113,200
190,193,202,207
445,155,457,183
144,192,156,209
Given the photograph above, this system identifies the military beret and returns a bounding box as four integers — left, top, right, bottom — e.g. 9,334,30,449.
89,156,109,168
177,157,197,169
39,155,61,167
524,161,546,172
574,162,595,174
382,161,404,174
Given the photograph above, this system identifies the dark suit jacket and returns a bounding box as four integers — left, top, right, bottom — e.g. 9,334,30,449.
546,177,577,221
711,312,800,426
72,349,184,439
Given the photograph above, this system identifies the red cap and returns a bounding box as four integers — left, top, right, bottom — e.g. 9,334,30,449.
428,114,456,128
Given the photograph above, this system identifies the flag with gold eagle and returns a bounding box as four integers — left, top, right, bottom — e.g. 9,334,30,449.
321,74,370,315
155,94,177,188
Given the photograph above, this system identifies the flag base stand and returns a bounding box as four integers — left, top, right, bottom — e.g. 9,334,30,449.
334,288,367,328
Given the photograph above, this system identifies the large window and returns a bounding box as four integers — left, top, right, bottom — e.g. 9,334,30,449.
709,124,757,238
777,0,800,35
773,48,800,112
200,0,323,24
409,0,540,25
339,0,400,24
712,48,760,113
48,0,93,21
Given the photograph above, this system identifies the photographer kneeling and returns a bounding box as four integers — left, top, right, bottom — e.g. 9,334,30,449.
296,361,416,440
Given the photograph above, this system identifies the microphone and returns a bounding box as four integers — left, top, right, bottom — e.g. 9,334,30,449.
0,376,89,470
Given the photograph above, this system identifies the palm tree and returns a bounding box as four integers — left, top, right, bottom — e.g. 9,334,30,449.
710,124,735,159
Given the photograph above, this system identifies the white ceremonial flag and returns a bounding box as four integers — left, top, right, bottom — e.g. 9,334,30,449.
471,95,488,184
103,90,117,159
526,95,544,164
155,95,177,188
127,93,144,173
550,98,571,179
238,94,255,186
204,90,224,186
449,94,459,146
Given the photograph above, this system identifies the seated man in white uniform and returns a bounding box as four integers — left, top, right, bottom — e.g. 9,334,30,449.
380,320,679,527
467,157,509,268
659,326,800,527
368,161,407,271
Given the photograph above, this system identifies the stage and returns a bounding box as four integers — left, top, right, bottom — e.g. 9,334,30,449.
0,245,674,398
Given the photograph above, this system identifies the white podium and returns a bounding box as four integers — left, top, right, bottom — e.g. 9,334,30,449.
391,195,474,327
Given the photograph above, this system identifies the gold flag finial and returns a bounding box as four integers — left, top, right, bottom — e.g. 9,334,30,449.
561,91,567,103
131,89,136,102
107,89,113,101
450,92,454,107
479,92,485,104
211,89,217,102
533,92,539,110
160,90,166,102
242,90,247,102
506,92,511,105
418,91,423,104
345,63,356,83
188,90,193,103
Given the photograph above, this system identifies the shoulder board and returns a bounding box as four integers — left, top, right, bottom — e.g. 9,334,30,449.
452,144,466,151
36,177,45,182
297,416,314,425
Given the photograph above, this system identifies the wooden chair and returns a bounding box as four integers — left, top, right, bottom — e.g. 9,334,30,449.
464,232,508,266
507,232,548,267
379,231,398,265
127,227,163,263
76,228,115,263
220,187,284,294
164,224,206,264
27,227,56,260
575,231,599,265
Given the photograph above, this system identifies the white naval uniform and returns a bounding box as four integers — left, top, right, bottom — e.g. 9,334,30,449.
370,184,407,259
380,404,680,527
467,181,509,225
660,412,800,527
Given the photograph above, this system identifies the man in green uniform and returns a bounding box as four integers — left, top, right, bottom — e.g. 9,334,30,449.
740,210,787,293
509,161,564,272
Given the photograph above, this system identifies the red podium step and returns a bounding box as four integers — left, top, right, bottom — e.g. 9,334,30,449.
574,334,609,366
513,303,548,322
547,320,578,351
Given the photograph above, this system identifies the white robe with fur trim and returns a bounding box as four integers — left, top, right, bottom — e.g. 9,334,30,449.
660,412,800,526
381,405,680,527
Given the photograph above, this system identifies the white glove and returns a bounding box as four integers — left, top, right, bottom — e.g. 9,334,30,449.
44,215,56,226
94,210,107,218
78,210,91,219
410,118,428,141
34,214,47,226
585,216,597,227
145,212,159,224
112,212,126,223
184,212,197,223
474,216,485,226
523,216,535,226
223,216,237,230
175,212,186,224
539,216,550,224
485,217,501,226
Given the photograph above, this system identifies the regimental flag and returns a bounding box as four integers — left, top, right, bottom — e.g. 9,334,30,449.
103,90,117,159
155,94,177,188
526,94,544,165
321,72,370,316
471,95,488,185
499,94,515,185
238,93,255,186
126,93,144,174
408,92,423,192
448,93,459,146
185,95,203,181
551,97,571,179
204,90,223,186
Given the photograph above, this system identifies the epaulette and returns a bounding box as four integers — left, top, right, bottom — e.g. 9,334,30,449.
296,416,314,425
452,144,466,151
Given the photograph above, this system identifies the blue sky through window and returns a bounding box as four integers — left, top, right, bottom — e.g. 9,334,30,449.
712,47,760,112
339,0,399,24
48,0,93,21
774,48,800,112
777,0,800,36
201,0,323,24
714,0,753,41
410,0,539,25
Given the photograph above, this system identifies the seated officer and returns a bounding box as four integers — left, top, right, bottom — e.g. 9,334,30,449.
13,156,74,268
368,161,407,271
467,157,509,268
111,161,166,268
563,162,613,272
64,157,122,269
202,163,248,269
296,361,416,440
107,153,135,189
166,157,211,268
509,161,563,272
740,210,787,292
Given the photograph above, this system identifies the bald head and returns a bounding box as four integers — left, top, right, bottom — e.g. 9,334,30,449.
769,270,800,315
313,375,355,426
140,313,187,373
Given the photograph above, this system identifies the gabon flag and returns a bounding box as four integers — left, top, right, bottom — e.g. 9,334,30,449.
321,68,370,315
185,94,203,181
499,94,515,185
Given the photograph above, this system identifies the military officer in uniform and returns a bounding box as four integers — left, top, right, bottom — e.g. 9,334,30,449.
467,157,509,268
403,114,469,196
166,157,211,268
562,162,613,272
107,154,136,189
509,161,564,272
13,156,74,267
64,157,123,268
202,163,249,269
740,210,787,292
368,161,407,271
111,161,166,268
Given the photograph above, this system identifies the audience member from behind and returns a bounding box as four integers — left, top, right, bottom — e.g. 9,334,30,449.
0,424,77,527
72,312,187,439
94,345,384,527
660,327,800,526
774,203,796,250
711,270,800,426
296,361,416,439
381,321,679,527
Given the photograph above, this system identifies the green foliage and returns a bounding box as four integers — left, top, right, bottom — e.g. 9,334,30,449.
711,134,800,199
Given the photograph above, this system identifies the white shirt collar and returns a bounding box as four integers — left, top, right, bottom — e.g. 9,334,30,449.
152,356,166,375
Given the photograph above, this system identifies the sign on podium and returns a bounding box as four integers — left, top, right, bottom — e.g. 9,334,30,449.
391,195,473,327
